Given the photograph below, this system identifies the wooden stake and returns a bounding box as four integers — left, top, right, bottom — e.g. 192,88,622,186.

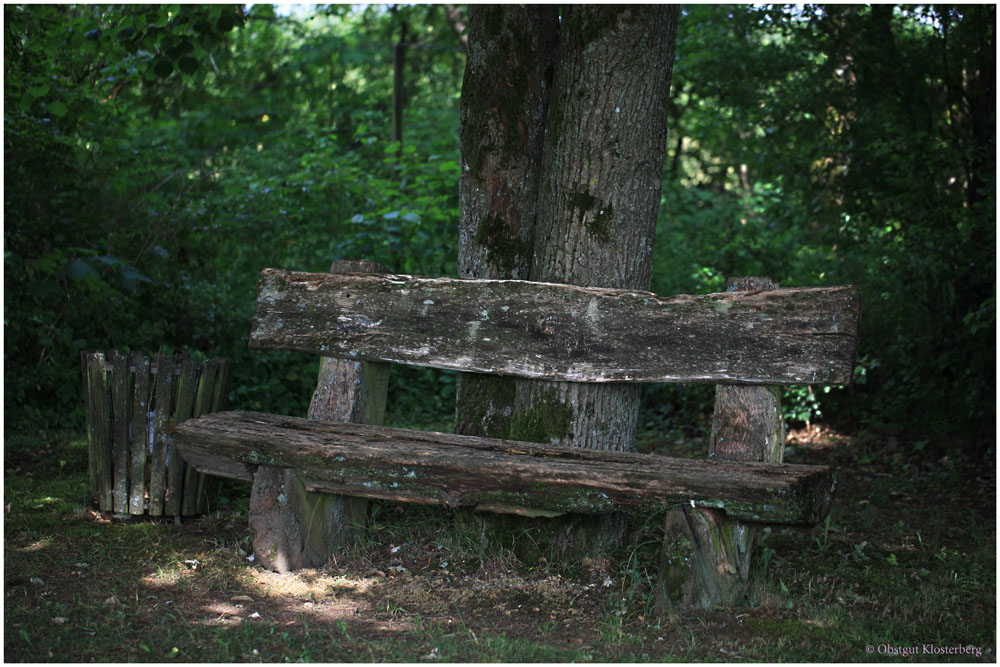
109,350,131,514
148,353,175,516
83,352,113,511
128,351,151,515
168,355,196,516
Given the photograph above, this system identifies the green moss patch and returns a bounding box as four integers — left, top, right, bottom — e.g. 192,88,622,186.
509,388,575,444
566,189,614,243
473,216,533,278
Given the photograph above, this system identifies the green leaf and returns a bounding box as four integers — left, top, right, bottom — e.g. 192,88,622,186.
120,265,152,290
178,56,198,75
67,259,100,281
153,57,174,78
47,101,68,117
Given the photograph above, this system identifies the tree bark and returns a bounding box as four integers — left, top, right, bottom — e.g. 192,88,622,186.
514,5,678,457
457,5,557,284
455,5,679,559
521,4,680,554
455,5,559,440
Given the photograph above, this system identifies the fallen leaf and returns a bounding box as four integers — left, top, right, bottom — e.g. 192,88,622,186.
52,617,67,625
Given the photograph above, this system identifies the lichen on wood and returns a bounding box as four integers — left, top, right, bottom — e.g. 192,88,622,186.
250,269,862,387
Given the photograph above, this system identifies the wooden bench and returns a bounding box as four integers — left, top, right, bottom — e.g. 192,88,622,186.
175,263,860,609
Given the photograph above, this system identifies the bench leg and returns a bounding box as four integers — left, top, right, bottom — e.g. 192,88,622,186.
249,466,365,573
658,507,755,613
246,258,389,573
657,276,784,612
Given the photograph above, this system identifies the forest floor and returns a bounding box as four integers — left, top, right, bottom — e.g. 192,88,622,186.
4,423,995,662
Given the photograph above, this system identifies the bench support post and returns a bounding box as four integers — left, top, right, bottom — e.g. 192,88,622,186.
249,260,389,572
659,276,784,612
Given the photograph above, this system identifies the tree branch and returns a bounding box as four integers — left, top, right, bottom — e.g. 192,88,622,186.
444,4,468,49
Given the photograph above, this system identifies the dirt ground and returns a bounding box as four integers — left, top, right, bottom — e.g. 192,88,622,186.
5,424,995,662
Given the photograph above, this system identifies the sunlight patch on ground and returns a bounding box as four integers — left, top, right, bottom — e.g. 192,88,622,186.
142,562,198,587
198,601,251,625
248,567,375,599
20,537,55,552
786,425,855,451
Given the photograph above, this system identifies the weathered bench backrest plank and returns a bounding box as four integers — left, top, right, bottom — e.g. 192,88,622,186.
174,411,835,526
250,269,860,386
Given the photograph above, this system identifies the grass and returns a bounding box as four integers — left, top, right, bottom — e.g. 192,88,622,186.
4,424,995,662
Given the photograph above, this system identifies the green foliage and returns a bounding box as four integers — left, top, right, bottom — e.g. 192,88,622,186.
653,5,995,447
5,5,993,454
5,4,463,427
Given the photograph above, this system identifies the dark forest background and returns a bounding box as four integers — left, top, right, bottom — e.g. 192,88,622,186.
5,4,995,459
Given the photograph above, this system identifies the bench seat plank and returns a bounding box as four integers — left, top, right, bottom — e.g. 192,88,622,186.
174,411,835,526
250,269,860,386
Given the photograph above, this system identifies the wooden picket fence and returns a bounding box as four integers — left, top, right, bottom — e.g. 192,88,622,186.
81,351,233,517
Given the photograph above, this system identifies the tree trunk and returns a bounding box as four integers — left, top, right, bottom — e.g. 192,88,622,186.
516,5,677,451
517,4,678,555
455,5,558,438
455,4,680,559
453,5,560,556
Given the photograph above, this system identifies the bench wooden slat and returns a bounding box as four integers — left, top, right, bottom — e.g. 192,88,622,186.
249,269,860,386
174,411,835,526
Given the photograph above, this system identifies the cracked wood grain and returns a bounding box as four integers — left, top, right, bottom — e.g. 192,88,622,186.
249,269,861,386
